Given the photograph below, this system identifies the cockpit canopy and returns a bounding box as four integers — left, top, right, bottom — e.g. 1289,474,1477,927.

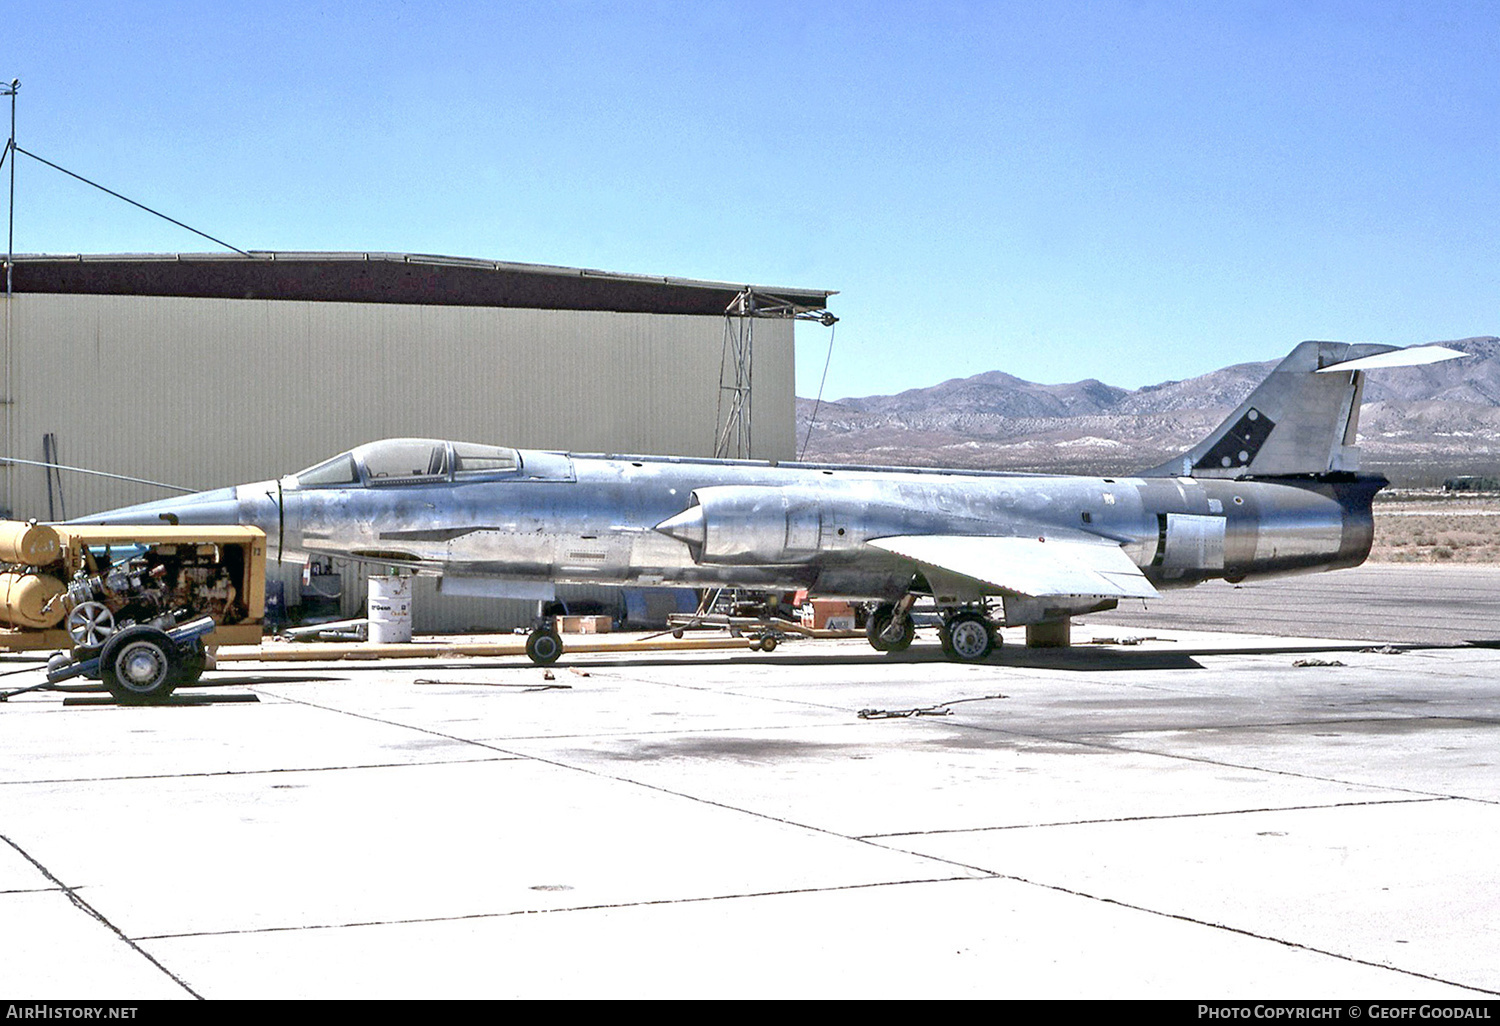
292,439,522,489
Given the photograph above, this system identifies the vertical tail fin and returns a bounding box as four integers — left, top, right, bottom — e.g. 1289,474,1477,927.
1143,341,1464,479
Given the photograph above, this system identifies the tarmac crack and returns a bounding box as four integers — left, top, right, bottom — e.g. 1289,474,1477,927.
0,830,203,999
127,875,983,941
858,795,1454,839
0,755,516,789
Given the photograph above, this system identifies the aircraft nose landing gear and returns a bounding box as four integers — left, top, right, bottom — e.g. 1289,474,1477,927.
526,626,563,665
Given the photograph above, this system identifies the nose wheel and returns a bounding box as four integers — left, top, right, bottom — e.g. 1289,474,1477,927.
526,627,563,665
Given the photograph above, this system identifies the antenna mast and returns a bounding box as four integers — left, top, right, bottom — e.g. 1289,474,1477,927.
2,79,16,516
4,78,15,297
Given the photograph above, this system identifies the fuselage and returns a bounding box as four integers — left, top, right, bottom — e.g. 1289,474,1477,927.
84,444,1383,604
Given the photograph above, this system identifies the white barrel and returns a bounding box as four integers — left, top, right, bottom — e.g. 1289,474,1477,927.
367,574,412,644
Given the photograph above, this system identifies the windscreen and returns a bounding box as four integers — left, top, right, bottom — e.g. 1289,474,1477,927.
294,453,359,488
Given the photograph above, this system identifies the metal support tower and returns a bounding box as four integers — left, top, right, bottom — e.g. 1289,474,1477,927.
714,288,837,460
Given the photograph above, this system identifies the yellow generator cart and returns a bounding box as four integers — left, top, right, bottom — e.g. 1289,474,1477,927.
0,521,266,703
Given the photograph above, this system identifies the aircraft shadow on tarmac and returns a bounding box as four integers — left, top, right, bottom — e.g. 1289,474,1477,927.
445,638,1466,674
223,651,1208,673
56,639,1469,688
748,647,1208,672
520,640,1462,673
238,648,1213,673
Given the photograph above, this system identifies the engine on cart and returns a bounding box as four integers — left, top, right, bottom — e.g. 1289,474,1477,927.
61,547,245,649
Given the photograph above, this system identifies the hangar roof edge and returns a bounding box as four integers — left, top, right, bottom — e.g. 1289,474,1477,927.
5,251,836,317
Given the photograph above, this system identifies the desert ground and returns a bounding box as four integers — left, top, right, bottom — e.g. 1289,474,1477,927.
1371,491,1500,563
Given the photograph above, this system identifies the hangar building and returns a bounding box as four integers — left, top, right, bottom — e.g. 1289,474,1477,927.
0,251,835,631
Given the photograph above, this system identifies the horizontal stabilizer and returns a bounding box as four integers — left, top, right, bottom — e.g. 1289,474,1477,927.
1315,344,1466,373
869,534,1157,599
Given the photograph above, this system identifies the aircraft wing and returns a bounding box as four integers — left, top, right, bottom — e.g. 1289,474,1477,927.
868,534,1158,599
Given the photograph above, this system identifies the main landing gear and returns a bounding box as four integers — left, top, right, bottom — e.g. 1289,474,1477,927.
938,610,999,662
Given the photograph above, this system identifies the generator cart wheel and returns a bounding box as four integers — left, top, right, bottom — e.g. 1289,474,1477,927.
99,626,181,705
526,628,563,666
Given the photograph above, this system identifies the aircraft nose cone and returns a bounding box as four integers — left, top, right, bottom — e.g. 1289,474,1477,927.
655,505,706,547
72,486,245,528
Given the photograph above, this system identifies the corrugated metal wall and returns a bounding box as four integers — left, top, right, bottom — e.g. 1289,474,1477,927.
0,292,795,631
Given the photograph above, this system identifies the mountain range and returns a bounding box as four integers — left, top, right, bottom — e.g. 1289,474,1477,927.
794,337,1500,486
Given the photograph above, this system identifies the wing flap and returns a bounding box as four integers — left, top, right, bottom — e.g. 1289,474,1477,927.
869,534,1157,599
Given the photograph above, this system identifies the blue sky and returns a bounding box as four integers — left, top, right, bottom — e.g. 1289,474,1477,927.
6,0,1497,400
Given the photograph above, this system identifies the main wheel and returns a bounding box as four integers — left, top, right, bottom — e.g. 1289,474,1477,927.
944,612,996,662
99,626,181,704
526,628,563,666
865,604,914,653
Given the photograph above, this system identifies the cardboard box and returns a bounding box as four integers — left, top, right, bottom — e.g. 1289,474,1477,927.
800,600,855,630
554,615,612,634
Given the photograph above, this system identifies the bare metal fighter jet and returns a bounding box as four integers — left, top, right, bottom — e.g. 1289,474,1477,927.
81,341,1460,663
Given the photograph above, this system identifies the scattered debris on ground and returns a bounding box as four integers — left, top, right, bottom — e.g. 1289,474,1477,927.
413,678,571,691
858,693,1009,719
